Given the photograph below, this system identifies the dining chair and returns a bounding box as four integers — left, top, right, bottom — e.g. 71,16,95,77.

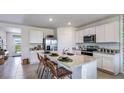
46,60,72,79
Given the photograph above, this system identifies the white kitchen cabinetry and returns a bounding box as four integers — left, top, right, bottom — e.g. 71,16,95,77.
75,30,84,43
78,30,83,43
83,28,90,36
75,31,79,43
93,52,120,75
105,21,119,42
96,25,105,42
80,21,119,43
93,53,103,69
102,55,114,72
83,27,95,36
30,30,43,43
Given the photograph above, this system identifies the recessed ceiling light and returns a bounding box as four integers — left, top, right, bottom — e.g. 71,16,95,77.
49,18,53,22
68,22,72,26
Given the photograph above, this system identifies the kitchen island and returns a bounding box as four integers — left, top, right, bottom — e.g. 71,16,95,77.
40,51,97,79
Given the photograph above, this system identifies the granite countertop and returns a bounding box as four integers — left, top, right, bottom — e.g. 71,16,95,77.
46,51,96,68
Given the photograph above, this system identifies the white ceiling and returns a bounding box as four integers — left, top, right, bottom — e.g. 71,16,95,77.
0,14,116,29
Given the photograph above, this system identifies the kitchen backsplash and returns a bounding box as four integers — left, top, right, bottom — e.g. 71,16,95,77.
76,42,120,50
96,43,120,49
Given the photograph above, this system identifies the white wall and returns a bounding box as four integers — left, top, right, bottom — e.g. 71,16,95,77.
0,22,54,60
0,30,7,49
6,33,15,56
21,27,54,60
57,27,76,52
6,32,21,57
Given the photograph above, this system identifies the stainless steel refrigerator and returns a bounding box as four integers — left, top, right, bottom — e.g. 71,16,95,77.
43,35,57,51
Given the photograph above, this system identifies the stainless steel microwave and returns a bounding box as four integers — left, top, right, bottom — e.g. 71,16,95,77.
83,35,96,43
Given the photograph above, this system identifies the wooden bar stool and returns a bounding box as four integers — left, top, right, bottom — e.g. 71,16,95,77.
44,55,58,69
37,53,47,79
37,53,42,74
46,60,72,79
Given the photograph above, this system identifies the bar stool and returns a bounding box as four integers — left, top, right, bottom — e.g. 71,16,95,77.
44,55,58,69
42,55,58,79
37,53,42,74
37,53,47,79
46,60,72,79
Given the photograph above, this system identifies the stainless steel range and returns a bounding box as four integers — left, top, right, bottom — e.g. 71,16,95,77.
81,46,98,56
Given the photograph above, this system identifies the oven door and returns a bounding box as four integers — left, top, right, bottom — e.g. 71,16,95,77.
81,51,93,56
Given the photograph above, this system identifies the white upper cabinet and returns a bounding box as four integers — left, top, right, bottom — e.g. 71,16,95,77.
83,28,90,36
83,27,95,36
75,31,79,43
89,27,96,35
78,30,84,43
43,30,54,38
29,30,43,43
105,21,119,42
76,20,120,44
96,25,105,42
95,21,119,43
75,30,84,43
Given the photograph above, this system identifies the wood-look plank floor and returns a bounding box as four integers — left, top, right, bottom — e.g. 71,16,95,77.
0,57,38,79
0,56,124,79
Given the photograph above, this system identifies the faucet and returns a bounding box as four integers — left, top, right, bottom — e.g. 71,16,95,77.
63,48,69,54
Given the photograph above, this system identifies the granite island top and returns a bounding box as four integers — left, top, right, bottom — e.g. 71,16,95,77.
43,51,96,68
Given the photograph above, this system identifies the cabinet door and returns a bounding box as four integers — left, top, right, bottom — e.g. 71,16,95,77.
93,54,103,68
103,56,114,72
75,31,79,43
78,30,83,43
105,22,115,42
89,27,96,35
113,21,119,42
105,21,119,42
96,25,105,42
83,27,95,36
83,28,90,36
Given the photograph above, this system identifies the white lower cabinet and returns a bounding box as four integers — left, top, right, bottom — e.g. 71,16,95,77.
102,56,114,72
93,54,103,69
93,52,120,75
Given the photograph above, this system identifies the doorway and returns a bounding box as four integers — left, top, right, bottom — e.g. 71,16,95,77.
13,35,22,57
